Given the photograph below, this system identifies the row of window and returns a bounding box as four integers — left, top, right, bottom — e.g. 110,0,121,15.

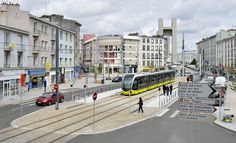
60,31,73,42
59,58,73,66
142,53,162,59
142,38,163,44
142,60,162,67
60,44,73,53
142,45,163,51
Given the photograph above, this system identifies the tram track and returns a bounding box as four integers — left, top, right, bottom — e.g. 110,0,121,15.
0,80,181,143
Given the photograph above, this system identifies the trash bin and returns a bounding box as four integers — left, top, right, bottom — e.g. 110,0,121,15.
101,79,104,84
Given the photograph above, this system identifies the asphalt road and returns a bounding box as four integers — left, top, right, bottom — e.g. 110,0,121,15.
0,84,120,129
68,102,236,143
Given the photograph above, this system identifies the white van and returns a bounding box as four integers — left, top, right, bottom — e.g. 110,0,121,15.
215,76,227,88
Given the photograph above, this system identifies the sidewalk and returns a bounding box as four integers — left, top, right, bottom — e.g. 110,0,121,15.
213,82,236,132
0,76,113,106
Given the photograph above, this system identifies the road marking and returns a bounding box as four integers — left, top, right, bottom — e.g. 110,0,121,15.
169,110,179,118
11,103,35,111
155,109,170,117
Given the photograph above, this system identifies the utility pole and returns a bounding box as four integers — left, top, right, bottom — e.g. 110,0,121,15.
182,33,185,77
55,27,59,110
121,36,124,80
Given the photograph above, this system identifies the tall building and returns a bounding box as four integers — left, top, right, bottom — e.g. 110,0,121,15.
157,18,177,64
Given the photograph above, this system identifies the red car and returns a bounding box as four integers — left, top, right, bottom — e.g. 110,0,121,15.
35,92,64,106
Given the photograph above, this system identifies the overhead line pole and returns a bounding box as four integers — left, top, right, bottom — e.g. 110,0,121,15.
55,27,59,110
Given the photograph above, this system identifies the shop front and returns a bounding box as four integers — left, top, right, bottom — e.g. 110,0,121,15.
28,69,46,89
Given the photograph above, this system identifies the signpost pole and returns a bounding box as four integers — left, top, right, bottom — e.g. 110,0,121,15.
93,100,95,130
20,85,23,123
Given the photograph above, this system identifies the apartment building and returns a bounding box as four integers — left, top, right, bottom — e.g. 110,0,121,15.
196,29,236,72
0,3,81,99
97,35,122,75
123,35,139,73
216,35,236,67
139,35,165,72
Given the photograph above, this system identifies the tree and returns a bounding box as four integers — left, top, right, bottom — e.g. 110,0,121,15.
190,58,197,65
97,64,102,74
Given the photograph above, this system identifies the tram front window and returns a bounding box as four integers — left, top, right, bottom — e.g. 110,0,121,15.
122,74,134,91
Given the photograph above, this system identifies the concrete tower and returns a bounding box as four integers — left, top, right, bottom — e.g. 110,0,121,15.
157,18,177,64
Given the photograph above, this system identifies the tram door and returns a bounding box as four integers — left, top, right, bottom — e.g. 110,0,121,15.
3,81,10,97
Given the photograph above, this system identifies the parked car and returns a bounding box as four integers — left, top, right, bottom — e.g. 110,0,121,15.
112,76,122,82
35,92,64,106
214,76,227,89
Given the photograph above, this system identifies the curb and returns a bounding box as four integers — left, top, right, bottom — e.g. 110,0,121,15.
212,113,236,133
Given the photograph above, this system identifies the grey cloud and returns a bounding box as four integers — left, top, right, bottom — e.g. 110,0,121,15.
1,0,236,51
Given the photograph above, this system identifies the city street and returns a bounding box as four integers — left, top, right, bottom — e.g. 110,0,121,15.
0,84,119,129
68,102,236,143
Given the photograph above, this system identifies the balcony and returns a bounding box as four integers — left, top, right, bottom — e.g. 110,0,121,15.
32,29,40,38
32,46,40,54
4,43,15,52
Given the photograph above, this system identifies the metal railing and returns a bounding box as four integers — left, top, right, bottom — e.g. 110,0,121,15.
72,83,122,101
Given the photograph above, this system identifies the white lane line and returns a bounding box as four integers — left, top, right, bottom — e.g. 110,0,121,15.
169,110,179,118
11,103,36,111
155,109,170,117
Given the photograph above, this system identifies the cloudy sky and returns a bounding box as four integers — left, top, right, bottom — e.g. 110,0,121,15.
2,0,236,52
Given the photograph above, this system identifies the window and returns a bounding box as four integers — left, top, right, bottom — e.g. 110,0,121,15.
160,39,162,44
143,38,145,43
70,34,72,42
70,58,72,65
151,39,154,44
147,39,150,43
60,58,63,65
41,41,44,49
155,46,158,51
60,31,63,40
151,46,154,51
155,39,158,44
45,26,47,34
143,60,145,66
41,25,44,33
147,61,150,66
151,53,154,59
65,58,67,65
70,46,72,53
143,45,145,51
44,41,47,50
147,53,150,59
142,53,146,59
45,57,47,64
41,57,44,66
147,45,150,51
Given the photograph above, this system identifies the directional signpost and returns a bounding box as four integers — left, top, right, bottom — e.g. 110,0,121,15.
178,82,217,121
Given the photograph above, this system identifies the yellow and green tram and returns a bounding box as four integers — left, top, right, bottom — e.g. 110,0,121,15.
122,70,175,95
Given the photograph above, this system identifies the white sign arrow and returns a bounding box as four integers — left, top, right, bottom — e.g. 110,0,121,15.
178,82,216,98
178,103,217,113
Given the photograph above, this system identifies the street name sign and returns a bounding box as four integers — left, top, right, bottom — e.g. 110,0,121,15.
178,82,216,98
178,112,210,121
178,103,217,113
178,97,215,105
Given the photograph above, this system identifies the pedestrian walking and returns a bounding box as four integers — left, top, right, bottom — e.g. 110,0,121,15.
163,85,166,95
138,97,144,113
170,84,173,95
166,86,169,96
